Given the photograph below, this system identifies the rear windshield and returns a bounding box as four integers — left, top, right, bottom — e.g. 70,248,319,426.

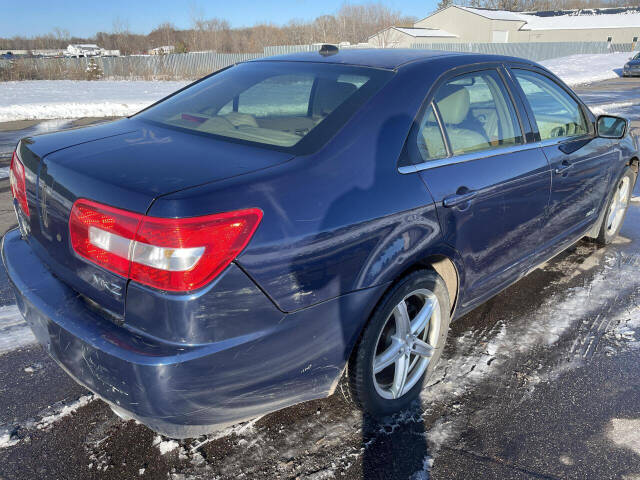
136,61,393,154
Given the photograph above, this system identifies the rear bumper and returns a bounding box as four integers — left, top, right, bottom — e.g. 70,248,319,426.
2,228,384,437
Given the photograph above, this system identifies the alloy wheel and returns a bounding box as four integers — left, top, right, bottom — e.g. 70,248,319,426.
372,288,440,400
607,176,630,234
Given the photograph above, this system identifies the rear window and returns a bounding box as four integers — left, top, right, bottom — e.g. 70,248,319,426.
136,62,393,154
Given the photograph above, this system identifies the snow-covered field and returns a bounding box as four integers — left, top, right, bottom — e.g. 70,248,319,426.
0,80,188,122
541,51,629,87
0,52,631,122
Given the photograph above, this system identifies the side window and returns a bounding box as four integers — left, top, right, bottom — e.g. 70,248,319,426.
429,70,523,156
237,75,314,118
416,104,447,161
512,70,588,141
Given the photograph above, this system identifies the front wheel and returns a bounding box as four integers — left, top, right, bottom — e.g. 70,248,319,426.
347,270,450,416
595,167,635,245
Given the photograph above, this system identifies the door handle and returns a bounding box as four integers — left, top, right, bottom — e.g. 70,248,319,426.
555,161,573,175
443,190,477,208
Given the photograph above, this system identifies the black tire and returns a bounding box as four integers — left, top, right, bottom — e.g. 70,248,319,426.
347,269,451,417
595,167,635,245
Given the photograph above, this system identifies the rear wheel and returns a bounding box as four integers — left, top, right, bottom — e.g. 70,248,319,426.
596,167,635,245
347,270,450,416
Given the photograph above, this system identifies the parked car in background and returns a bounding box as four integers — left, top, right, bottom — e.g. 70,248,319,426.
3,48,637,438
623,52,640,76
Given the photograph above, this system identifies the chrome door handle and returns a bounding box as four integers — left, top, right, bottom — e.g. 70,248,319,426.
443,190,477,208
555,161,573,174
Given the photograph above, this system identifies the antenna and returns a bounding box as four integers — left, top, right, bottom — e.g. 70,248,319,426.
319,44,339,56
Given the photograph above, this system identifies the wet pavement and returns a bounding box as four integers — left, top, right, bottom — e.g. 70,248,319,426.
1,79,640,479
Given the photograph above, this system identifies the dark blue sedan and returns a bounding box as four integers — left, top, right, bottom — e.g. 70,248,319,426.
3,49,637,438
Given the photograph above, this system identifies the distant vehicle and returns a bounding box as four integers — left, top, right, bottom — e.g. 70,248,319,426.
3,49,637,438
623,52,640,76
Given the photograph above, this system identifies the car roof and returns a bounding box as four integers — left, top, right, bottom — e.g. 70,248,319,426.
252,48,538,70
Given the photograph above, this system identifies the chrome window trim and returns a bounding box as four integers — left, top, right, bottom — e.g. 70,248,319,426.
398,135,587,174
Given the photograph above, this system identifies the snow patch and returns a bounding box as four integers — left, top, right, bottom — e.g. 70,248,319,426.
0,429,19,449
409,456,433,480
607,418,640,456
541,52,628,86
0,80,187,122
590,101,635,116
36,394,94,430
0,394,95,449
153,435,180,455
0,304,35,355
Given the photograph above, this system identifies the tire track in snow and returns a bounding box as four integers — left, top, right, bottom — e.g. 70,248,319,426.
0,304,35,355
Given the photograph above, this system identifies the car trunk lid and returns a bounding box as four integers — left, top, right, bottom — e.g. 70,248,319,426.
18,118,293,317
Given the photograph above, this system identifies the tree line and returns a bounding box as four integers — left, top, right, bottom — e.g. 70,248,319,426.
2,0,638,55
1,3,414,55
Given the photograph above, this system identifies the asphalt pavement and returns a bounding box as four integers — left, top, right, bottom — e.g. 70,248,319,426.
0,79,640,480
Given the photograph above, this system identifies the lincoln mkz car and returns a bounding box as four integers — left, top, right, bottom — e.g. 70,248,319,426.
3,49,637,438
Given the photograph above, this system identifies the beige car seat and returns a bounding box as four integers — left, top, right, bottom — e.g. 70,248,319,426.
432,85,491,155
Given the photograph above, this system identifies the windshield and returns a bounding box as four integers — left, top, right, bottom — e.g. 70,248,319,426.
137,61,393,154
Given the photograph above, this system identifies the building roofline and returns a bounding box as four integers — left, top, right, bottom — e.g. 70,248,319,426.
414,5,527,25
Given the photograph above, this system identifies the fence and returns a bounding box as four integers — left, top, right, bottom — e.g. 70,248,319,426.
409,41,637,62
1,41,636,80
0,52,263,80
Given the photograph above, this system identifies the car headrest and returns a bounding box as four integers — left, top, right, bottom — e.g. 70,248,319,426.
435,85,470,125
313,80,358,116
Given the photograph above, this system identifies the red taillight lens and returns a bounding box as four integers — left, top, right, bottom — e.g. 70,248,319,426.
69,200,142,277
10,150,29,216
69,199,262,292
130,210,263,291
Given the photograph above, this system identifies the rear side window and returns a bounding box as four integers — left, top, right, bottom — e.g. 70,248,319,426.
425,70,522,157
512,70,588,141
416,104,447,161
137,62,392,153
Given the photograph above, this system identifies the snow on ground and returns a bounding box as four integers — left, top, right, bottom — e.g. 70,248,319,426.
0,394,95,449
0,304,35,355
0,52,631,122
541,52,629,86
0,80,188,122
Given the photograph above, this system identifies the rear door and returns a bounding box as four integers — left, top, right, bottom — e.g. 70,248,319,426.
508,67,616,256
401,66,551,310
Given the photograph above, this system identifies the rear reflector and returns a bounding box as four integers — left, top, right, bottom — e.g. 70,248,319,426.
10,149,29,216
69,199,262,292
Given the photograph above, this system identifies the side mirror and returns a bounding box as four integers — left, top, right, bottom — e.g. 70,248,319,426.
597,115,628,139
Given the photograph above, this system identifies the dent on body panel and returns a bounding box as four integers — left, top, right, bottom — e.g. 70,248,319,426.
239,111,439,312
355,207,440,289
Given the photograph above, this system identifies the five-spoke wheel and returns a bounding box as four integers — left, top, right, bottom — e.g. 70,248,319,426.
347,270,450,416
596,167,635,245
372,289,440,400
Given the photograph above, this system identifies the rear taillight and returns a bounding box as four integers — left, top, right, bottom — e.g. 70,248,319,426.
69,199,262,292
10,150,29,216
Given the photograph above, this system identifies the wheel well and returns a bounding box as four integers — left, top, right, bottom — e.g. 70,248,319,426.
419,255,459,312
342,255,460,382
629,157,639,176
389,255,459,313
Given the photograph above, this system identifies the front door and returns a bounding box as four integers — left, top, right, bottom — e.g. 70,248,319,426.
510,68,616,254
405,67,551,310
